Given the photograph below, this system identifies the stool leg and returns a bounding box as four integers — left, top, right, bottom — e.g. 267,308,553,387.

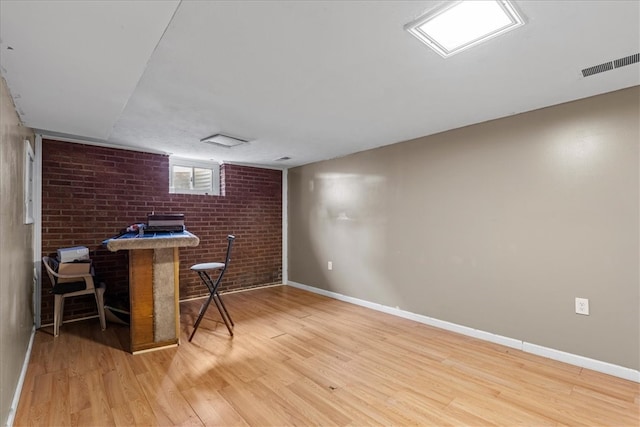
95,286,107,331
190,269,234,340
216,292,234,327
54,294,63,337
200,271,215,293
189,292,215,342
213,295,234,336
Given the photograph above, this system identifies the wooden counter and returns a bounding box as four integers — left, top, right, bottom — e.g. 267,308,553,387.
104,231,199,353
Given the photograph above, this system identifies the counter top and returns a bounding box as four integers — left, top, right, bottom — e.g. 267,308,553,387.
104,230,200,252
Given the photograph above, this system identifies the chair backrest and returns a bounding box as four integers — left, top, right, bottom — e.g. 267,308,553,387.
42,256,58,287
224,235,235,266
42,256,94,288
214,235,235,285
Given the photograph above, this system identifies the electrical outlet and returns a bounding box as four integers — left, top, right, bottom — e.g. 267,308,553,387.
327,261,333,270
575,297,589,315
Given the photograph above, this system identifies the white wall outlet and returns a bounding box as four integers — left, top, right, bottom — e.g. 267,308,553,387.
327,261,333,270
575,297,589,315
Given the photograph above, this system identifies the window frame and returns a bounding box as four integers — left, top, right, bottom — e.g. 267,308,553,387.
169,156,220,196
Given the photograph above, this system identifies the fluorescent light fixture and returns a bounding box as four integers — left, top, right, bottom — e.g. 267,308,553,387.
200,133,249,148
405,0,524,58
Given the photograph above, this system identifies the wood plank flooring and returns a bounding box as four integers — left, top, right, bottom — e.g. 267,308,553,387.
14,285,640,426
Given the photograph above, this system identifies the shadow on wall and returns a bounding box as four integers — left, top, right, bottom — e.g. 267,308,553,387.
307,172,399,304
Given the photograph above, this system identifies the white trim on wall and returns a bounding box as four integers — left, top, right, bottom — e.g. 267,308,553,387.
33,135,43,329
282,169,288,284
287,280,640,383
5,326,35,427
23,140,35,224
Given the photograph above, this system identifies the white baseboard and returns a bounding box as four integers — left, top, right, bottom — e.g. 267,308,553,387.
179,283,285,303
522,342,640,382
5,325,36,427
39,313,100,328
287,281,639,383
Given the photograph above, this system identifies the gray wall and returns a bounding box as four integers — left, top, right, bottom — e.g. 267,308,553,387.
288,87,639,370
0,76,35,425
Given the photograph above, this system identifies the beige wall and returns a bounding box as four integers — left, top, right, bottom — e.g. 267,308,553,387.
289,87,639,370
0,77,35,425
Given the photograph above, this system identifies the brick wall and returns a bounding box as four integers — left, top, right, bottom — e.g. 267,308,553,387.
41,139,282,325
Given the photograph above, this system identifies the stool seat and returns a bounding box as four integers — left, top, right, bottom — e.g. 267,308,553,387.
191,262,225,271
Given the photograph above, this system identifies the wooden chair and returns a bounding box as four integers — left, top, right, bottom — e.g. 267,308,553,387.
42,256,107,336
189,235,235,341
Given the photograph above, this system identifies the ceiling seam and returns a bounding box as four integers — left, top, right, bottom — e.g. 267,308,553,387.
105,0,183,141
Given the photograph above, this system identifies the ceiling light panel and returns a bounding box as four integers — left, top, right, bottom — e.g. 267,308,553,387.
201,133,249,148
405,0,525,58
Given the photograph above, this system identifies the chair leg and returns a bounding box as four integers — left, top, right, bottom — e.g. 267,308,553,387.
54,294,63,337
94,286,107,331
60,296,67,335
60,297,66,328
189,292,216,342
213,295,234,336
190,269,235,340
215,292,234,327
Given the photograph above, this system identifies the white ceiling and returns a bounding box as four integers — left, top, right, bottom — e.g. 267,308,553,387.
1,1,639,168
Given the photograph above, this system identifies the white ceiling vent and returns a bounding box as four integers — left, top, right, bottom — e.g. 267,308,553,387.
614,53,640,68
582,53,639,77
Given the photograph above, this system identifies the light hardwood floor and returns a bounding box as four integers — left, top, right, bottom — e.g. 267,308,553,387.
15,285,640,426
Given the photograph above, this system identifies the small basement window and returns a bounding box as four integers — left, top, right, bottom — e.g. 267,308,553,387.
169,157,220,195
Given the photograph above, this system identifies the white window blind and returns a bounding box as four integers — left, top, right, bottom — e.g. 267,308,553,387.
169,157,220,195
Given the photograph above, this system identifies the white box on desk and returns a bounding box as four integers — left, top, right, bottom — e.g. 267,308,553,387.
57,246,90,263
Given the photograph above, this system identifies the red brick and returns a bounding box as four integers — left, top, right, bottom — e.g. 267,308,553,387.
41,139,282,325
